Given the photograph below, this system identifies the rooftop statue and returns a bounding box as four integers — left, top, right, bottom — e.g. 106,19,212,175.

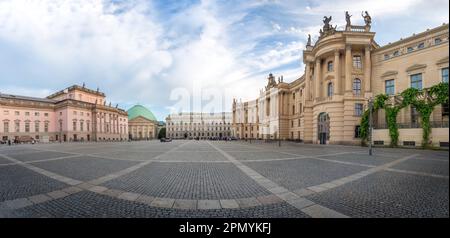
345,11,352,26
306,34,311,46
362,11,371,27
323,16,332,31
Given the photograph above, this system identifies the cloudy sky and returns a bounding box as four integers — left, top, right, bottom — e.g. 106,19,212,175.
0,0,448,120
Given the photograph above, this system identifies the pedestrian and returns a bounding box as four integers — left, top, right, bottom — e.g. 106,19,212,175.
8,139,11,146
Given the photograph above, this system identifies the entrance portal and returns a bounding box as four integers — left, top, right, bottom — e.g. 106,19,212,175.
317,112,330,144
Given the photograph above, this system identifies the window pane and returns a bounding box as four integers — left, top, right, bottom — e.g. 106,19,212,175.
353,79,361,95
410,73,422,89
442,68,449,83
385,79,395,95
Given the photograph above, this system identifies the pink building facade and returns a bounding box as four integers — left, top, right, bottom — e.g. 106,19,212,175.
0,85,128,142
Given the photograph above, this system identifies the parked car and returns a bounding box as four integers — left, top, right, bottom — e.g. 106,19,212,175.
160,138,172,142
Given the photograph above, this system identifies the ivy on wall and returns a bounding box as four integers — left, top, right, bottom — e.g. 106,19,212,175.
360,82,449,148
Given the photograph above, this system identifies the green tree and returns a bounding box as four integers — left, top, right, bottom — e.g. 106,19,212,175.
158,127,166,139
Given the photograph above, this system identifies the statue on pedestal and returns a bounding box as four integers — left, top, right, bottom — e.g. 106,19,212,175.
345,11,352,26
306,34,311,46
362,11,371,27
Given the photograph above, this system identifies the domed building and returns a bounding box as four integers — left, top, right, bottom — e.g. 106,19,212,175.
127,105,158,140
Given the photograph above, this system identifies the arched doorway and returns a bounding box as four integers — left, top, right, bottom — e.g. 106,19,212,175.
317,112,330,144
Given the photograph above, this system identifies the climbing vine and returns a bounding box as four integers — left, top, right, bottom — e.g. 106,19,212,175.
360,94,403,147
360,82,448,148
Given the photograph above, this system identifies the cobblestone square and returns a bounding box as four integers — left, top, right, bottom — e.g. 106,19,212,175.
0,140,448,218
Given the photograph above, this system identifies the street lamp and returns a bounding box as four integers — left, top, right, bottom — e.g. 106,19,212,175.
368,97,373,156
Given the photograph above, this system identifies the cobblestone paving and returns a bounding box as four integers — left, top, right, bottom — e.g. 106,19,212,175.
91,151,167,161
317,153,397,166
228,151,299,161
157,151,229,162
103,162,271,199
0,156,11,165
0,141,448,217
32,156,141,181
306,171,449,217
244,158,368,190
9,191,308,218
7,151,76,162
392,157,449,176
0,165,67,202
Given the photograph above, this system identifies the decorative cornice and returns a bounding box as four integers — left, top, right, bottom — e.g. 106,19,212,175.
406,64,427,72
381,70,398,78
436,56,449,65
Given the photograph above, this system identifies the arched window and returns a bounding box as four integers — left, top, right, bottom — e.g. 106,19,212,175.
327,61,333,72
353,78,361,96
327,82,333,97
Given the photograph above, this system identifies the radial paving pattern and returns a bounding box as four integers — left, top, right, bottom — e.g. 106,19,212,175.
0,140,448,218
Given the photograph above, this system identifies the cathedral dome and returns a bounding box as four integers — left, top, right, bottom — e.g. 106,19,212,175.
127,105,157,121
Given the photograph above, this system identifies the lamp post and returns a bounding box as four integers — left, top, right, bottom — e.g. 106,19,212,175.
368,97,373,156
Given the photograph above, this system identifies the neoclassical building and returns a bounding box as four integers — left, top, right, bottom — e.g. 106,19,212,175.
127,105,158,140
166,112,232,139
0,85,128,142
233,14,448,147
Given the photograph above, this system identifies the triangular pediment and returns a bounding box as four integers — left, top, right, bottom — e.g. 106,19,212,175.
129,116,153,123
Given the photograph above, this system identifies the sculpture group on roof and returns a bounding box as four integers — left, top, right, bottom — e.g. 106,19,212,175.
315,10,372,41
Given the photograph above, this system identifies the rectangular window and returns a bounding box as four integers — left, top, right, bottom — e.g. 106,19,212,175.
73,121,77,131
411,106,420,126
73,111,77,115
410,73,422,90
15,121,20,132
35,112,40,116
15,111,20,116
435,38,442,45
80,122,84,132
25,112,30,116
35,122,39,132
44,122,49,132
442,67,449,83
407,47,414,53
3,122,9,133
44,113,49,117
353,55,362,69
25,122,30,132
327,61,333,72
354,126,361,138
417,42,425,49
292,105,295,115
87,122,90,131
385,79,395,95
355,103,363,116
3,110,9,115
442,103,449,117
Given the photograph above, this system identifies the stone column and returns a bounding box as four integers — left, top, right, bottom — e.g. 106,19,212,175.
364,45,371,92
345,45,352,93
305,63,311,100
334,50,340,95
315,58,321,99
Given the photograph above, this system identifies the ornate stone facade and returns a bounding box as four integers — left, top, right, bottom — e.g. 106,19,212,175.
0,85,128,142
233,14,449,147
166,112,232,139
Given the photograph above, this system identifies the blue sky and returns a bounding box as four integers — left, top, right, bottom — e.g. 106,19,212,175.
0,0,448,121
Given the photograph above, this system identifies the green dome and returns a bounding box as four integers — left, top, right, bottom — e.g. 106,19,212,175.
127,105,157,121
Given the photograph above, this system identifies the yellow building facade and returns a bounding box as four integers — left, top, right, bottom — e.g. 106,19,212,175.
232,14,448,147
